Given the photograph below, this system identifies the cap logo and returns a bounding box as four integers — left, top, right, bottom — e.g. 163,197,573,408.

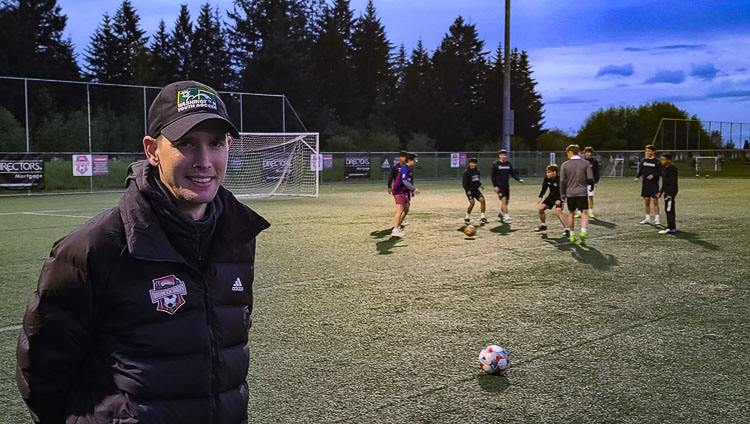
177,87,217,113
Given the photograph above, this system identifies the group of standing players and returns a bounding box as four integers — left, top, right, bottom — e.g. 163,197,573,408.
386,144,678,242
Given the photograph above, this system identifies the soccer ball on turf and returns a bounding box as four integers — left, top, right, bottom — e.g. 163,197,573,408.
464,225,477,236
478,345,509,374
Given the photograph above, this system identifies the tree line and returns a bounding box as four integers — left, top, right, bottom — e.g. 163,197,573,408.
0,0,718,153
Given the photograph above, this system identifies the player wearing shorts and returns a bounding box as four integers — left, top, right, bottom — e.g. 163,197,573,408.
582,146,600,218
490,149,524,223
462,158,488,225
535,164,567,233
560,144,594,244
658,153,678,234
391,153,419,237
634,144,662,225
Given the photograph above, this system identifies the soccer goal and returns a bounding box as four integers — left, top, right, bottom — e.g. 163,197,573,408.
223,132,320,198
602,156,625,177
695,156,720,172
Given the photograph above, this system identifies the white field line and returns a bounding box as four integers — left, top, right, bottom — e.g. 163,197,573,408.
20,212,94,219
0,209,75,216
0,325,22,333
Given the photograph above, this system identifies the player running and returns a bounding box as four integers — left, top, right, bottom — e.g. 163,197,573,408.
634,144,662,225
560,144,594,244
462,158,488,225
490,149,524,223
658,153,678,234
535,164,567,233
391,153,419,237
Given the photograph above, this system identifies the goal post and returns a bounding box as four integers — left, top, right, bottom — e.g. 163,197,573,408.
224,132,320,198
694,156,720,172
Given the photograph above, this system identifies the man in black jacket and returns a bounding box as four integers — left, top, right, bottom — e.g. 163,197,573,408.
462,158,487,225
658,153,678,234
16,80,270,423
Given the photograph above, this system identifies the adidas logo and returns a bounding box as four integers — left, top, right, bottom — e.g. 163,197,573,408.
232,277,244,292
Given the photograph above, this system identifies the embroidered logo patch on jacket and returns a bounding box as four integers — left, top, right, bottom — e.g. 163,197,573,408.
149,275,187,315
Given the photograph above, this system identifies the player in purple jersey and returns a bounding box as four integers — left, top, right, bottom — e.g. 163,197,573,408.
634,144,662,225
391,153,419,237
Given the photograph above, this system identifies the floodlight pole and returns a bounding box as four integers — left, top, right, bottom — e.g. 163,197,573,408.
502,0,512,152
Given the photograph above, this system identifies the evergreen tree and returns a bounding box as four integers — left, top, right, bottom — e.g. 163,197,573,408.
191,3,233,89
394,40,436,142
171,4,193,81
0,0,79,79
313,0,356,125
85,1,147,84
476,43,504,142
85,13,123,82
148,20,176,86
510,49,544,149
431,15,489,150
350,0,393,123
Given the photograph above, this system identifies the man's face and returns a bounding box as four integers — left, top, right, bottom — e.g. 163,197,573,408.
399,155,406,164
584,151,592,159
499,153,507,162
469,161,476,169
144,119,231,219
646,148,655,159
660,156,669,166
546,170,556,178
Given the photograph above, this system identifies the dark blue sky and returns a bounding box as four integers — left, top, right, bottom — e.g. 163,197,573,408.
58,0,750,133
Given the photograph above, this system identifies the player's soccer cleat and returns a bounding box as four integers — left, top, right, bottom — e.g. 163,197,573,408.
654,216,661,225
391,228,406,237
481,217,488,224
639,218,650,224
589,211,595,218
563,228,571,238
497,211,503,218
503,215,512,223
574,211,581,218
535,224,547,232
569,234,576,243
579,231,586,245
401,220,409,226
464,217,471,224
658,228,677,234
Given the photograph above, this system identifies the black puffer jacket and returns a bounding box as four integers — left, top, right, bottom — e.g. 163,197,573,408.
16,162,269,423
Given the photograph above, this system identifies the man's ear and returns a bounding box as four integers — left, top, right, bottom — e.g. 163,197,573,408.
143,135,159,166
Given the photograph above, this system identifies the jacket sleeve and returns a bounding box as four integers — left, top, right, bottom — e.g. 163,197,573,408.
636,160,643,178
538,179,548,198
559,164,567,197
592,160,600,183
490,163,498,187
16,239,95,423
586,162,595,187
462,170,470,191
387,165,398,189
510,163,521,181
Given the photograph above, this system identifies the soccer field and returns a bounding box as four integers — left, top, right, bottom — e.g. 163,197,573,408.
1,178,749,423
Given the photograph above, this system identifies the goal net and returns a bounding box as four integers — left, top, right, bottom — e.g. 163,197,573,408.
602,156,624,177
223,132,319,198
695,156,720,172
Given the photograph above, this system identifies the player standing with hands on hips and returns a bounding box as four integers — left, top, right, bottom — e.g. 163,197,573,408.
16,81,270,423
635,144,662,225
490,149,524,223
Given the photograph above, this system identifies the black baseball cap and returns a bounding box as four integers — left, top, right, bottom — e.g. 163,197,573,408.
147,80,239,140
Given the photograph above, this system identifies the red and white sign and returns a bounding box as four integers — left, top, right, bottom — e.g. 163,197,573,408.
73,155,92,176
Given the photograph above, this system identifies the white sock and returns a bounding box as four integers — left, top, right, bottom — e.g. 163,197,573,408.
588,209,593,213
645,214,650,220
581,228,587,233
481,213,486,218
465,213,470,219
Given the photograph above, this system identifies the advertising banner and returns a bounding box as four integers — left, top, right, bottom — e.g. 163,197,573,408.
261,154,289,181
73,155,92,176
310,154,323,171
0,154,44,189
322,154,333,170
450,153,460,168
92,155,109,175
345,153,370,178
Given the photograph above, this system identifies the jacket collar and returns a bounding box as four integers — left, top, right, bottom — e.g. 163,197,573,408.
119,184,269,263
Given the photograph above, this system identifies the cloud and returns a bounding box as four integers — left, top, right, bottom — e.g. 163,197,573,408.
690,63,719,81
736,67,747,72
624,47,644,52
596,64,634,78
707,90,750,99
657,44,706,51
546,97,598,105
644,70,686,85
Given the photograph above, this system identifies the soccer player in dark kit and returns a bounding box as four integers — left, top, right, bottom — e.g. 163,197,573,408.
490,149,524,223
634,144,662,225
658,153,679,234
536,163,567,233
462,158,488,225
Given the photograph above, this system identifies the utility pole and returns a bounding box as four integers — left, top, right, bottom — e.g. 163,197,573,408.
502,0,513,152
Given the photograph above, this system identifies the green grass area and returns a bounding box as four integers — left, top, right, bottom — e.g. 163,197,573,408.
1,178,749,423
